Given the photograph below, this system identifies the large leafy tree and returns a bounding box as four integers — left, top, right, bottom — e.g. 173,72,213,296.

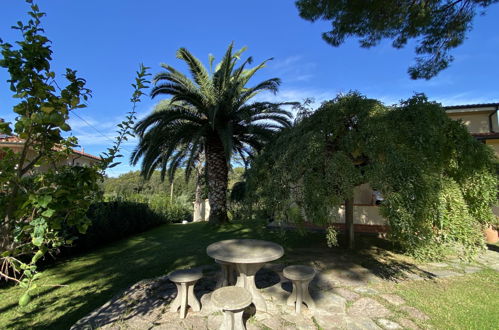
131,44,293,224
248,93,497,259
248,93,384,248
295,0,498,79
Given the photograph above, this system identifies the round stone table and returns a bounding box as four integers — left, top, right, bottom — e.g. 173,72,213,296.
206,239,284,312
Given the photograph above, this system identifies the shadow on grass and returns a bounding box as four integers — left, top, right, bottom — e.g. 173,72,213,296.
2,223,436,329
2,222,259,330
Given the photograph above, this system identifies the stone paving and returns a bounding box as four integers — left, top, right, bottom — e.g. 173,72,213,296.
71,248,499,330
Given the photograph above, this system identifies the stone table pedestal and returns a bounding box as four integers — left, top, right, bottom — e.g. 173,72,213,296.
207,239,284,312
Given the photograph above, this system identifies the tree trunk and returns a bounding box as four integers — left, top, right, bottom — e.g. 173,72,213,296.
345,197,354,249
170,177,175,201
205,137,229,225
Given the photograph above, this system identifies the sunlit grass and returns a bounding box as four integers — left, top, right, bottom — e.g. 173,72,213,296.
0,221,318,329
386,269,499,329
1,222,497,329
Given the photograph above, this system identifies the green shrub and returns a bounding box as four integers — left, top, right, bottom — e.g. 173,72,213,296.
72,197,191,251
70,201,166,250
105,193,192,223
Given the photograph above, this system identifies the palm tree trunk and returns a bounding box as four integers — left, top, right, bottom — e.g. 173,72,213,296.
205,137,229,225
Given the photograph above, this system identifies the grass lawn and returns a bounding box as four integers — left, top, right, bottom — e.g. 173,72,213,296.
385,269,499,329
0,221,322,329
1,221,498,329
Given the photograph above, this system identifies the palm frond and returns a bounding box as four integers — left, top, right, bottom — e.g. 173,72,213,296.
132,43,296,194
176,48,214,102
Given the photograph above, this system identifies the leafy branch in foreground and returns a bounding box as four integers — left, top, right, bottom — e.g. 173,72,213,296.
0,0,150,306
100,64,150,170
0,0,97,305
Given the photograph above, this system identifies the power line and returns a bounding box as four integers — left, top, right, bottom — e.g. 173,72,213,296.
51,77,135,155
71,111,134,154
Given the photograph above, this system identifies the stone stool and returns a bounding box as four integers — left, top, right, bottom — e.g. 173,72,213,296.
211,286,252,330
215,259,237,288
169,269,203,318
283,265,316,314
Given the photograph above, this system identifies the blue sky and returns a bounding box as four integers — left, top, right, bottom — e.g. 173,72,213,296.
1,1,498,176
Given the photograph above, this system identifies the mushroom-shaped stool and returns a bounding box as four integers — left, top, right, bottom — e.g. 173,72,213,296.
211,286,252,330
283,265,316,314
169,269,203,318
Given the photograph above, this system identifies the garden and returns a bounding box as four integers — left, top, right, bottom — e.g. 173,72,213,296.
1,1,499,329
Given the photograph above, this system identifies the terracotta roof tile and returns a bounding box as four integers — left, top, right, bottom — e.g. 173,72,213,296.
0,135,24,143
0,135,101,161
72,149,102,161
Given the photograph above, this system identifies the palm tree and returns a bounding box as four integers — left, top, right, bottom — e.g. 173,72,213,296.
131,43,293,224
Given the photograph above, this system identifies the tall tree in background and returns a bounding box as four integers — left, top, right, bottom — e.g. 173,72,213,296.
296,0,498,79
248,93,497,259
248,93,384,249
131,43,293,224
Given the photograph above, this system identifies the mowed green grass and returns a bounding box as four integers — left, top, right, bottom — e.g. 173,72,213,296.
0,222,318,330
391,268,499,329
1,222,498,329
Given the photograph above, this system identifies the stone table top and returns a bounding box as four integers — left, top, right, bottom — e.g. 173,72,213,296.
206,239,284,264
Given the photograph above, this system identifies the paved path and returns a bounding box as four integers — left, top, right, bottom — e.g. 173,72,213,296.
71,248,498,329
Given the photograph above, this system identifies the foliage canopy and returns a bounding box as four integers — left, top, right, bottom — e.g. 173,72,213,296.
131,43,293,224
295,0,498,79
247,93,498,259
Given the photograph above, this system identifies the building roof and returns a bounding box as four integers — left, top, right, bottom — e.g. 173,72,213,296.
444,103,499,112
72,149,102,161
0,135,101,161
0,135,23,143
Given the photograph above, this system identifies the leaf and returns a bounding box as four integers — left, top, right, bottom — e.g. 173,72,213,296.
60,123,71,131
1,251,11,257
41,106,54,113
32,237,43,247
71,96,80,107
37,195,52,208
41,209,55,218
18,293,31,307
